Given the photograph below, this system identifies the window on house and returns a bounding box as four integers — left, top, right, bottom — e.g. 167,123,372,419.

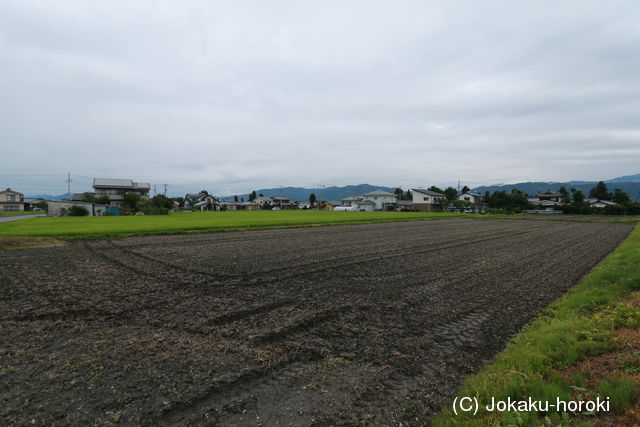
424,197,428,201
5,205,19,211
8,195,16,201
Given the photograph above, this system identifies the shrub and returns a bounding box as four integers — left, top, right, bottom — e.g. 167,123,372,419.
596,376,638,413
68,205,89,216
141,207,169,215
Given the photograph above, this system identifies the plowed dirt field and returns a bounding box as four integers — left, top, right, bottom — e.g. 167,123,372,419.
0,218,633,425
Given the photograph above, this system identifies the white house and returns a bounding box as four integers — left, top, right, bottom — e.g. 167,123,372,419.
458,192,485,206
412,188,446,212
0,188,26,212
361,190,397,211
585,198,618,209
253,196,272,207
353,199,376,211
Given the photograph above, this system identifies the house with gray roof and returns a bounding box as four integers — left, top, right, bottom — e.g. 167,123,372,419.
361,189,397,211
458,191,485,206
0,188,27,212
92,178,151,209
412,188,446,212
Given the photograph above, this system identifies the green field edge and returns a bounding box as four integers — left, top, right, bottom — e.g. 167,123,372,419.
0,213,478,241
432,223,640,426
2,212,638,242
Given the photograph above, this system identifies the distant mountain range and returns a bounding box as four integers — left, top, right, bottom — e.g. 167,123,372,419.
607,173,640,183
473,176,640,201
24,194,69,200
24,172,640,202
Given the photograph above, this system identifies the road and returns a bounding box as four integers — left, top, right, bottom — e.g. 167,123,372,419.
0,218,633,425
0,213,45,223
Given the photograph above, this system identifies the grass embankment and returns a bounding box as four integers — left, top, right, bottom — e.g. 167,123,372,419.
0,210,465,240
434,224,640,426
0,211,41,217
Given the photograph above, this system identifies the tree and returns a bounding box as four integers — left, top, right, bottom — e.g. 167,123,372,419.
35,200,48,212
589,181,610,200
81,192,95,202
249,191,257,201
428,185,444,194
487,190,531,213
68,205,89,216
405,189,412,200
259,193,264,197
233,195,239,202
95,195,110,205
309,193,317,205
484,191,490,201
394,188,404,200
123,192,141,210
572,189,585,206
612,188,631,205
443,187,458,203
151,194,173,209
461,185,470,194
172,197,185,208
558,186,571,203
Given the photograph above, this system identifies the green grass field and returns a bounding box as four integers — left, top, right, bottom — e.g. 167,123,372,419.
0,210,463,239
432,224,640,426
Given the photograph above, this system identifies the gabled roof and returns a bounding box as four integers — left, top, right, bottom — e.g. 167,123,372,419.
586,199,617,206
0,188,23,195
362,189,396,197
537,190,561,197
412,188,445,197
461,192,483,197
93,178,150,190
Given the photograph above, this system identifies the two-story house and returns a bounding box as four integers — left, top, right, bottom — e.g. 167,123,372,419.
458,191,485,206
412,188,446,212
92,178,150,209
0,188,26,212
361,190,397,211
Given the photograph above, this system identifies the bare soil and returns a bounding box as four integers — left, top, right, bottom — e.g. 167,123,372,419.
0,219,633,426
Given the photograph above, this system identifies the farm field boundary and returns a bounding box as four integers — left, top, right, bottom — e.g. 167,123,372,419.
0,210,474,240
433,224,640,426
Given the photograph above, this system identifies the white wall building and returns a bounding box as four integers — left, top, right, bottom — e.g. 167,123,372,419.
360,190,397,211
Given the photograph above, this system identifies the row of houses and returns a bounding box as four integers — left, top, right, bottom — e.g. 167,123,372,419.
528,190,619,209
8,178,620,216
0,183,485,214
334,188,486,212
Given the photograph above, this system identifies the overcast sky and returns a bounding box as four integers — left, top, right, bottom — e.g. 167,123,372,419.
1,1,639,195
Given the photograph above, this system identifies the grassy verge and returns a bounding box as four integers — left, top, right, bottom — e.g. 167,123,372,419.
0,236,65,250
0,210,473,240
433,224,640,426
0,211,42,217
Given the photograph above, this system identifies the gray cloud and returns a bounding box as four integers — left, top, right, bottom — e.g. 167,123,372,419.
1,0,639,195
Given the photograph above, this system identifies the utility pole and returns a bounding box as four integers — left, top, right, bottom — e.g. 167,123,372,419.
163,184,168,196
153,184,157,197
457,180,460,193
66,172,71,198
